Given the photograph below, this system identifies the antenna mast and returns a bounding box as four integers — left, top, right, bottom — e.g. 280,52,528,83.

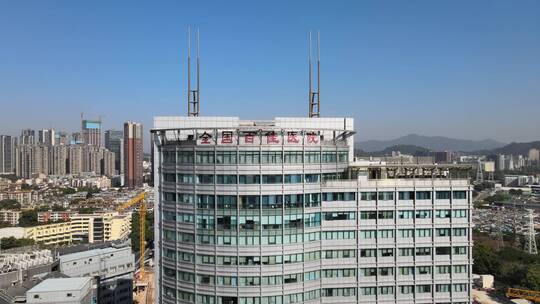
308,30,320,118
188,26,200,117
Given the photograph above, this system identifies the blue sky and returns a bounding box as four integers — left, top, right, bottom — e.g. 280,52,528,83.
1,0,539,144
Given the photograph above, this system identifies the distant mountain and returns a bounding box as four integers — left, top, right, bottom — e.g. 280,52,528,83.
487,141,540,156
357,134,505,152
358,144,432,157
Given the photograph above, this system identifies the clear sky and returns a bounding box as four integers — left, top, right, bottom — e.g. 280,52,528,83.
1,0,539,144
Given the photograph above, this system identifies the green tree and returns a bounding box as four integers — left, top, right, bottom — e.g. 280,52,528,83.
0,237,35,250
131,211,153,254
18,210,38,227
473,243,501,274
524,263,540,291
0,199,21,210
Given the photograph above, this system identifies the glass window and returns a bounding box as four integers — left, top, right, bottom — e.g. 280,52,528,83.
415,247,431,256
304,151,320,163
378,211,394,219
361,192,377,201
262,195,283,209
177,151,194,164
378,191,394,201
436,210,451,218
284,151,303,163
216,151,237,164
398,191,414,200
399,229,414,238
284,174,303,183
240,196,260,209
197,174,214,184
261,151,282,164
238,151,260,164
217,195,237,209
239,175,260,184
197,195,215,209
321,152,337,163
415,210,432,219
453,191,467,199
177,174,194,184
196,151,215,164
436,191,451,199
216,174,237,184
305,174,320,183
398,210,414,219
262,175,283,184
416,191,432,200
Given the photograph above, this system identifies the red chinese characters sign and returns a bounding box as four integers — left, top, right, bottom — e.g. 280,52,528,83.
287,132,299,144
306,132,319,144
221,131,234,144
265,132,280,144
199,132,213,144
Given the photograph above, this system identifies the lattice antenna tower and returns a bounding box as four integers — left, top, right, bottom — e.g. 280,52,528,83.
187,26,200,117
524,209,538,255
308,31,320,118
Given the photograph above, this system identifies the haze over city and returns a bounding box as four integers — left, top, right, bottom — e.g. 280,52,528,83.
1,0,540,143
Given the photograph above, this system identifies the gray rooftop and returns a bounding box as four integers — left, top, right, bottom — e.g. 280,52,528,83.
27,277,91,292
59,246,129,262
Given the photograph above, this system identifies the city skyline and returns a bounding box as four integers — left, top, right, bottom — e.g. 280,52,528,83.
1,1,540,143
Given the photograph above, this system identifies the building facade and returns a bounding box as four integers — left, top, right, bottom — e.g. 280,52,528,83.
38,129,56,146
26,277,93,304
152,117,473,304
0,210,21,225
0,135,17,174
82,119,102,147
59,246,135,304
105,129,124,175
20,129,36,145
124,122,143,188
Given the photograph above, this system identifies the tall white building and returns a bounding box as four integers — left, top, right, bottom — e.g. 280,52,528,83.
152,116,473,304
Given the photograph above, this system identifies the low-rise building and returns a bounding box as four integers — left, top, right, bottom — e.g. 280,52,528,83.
0,209,21,225
0,190,42,205
0,221,72,246
59,246,134,304
70,212,130,244
38,211,73,223
26,277,93,304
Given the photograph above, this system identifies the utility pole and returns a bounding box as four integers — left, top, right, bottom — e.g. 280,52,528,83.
524,209,538,255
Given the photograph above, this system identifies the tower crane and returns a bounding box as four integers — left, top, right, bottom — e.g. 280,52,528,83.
116,192,147,281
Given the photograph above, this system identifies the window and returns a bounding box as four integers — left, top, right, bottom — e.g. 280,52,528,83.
262,195,282,209
416,191,431,200
453,246,467,255
360,230,376,239
379,267,393,276
217,195,237,209
216,175,237,184
324,212,355,221
453,284,468,292
436,210,451,218
378,211,394,219
163,173,176,182
239,175,260,184
305,174,320,183
197,174,214,184
379,248,394,257
436,191,451,199
399,248,413,256
417,266,431,275
415,210,431,219
284,151,303,163
196,151,215,164
177,151,194,164
240,196,260,209
453,191,467,199
379,286,394,294
304,151,320,163
305,193,321,207
262,174,283,184
163,151,176,164
178,193,195,204
360,249,376,257
436,284,450,292
399,267,414,276
321,152,337,163
360,192,377,201
284,174,303,183
415,247,431,256
216,151,237,164
399,229,414,238
378,191,394,201
453,265,468,273
177,174,194,184
398,210,414,219
453,228,467,236
400,285,414,294
436,228,451,237
337,151,348,162
361,268,377,277
378,229,394,239
360,287,377,296
197,195,215,209
238,151,260,164
452,209,467,218
261,151,282,164
416,228,432,237
398,191,414,200
360,211,377,220
436,265,451,274
436,247,451,255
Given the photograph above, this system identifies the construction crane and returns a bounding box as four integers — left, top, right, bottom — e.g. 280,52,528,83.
116,192,147,280
507,288,540,303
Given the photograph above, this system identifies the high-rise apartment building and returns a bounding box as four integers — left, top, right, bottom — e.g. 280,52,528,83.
529,148,540,166
124,122,143,188
38,128,56,146
82,119,102,147
0,135,17,174
20,129,35,145
55,131,69,145
105,129,124,175
152,116,472,304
